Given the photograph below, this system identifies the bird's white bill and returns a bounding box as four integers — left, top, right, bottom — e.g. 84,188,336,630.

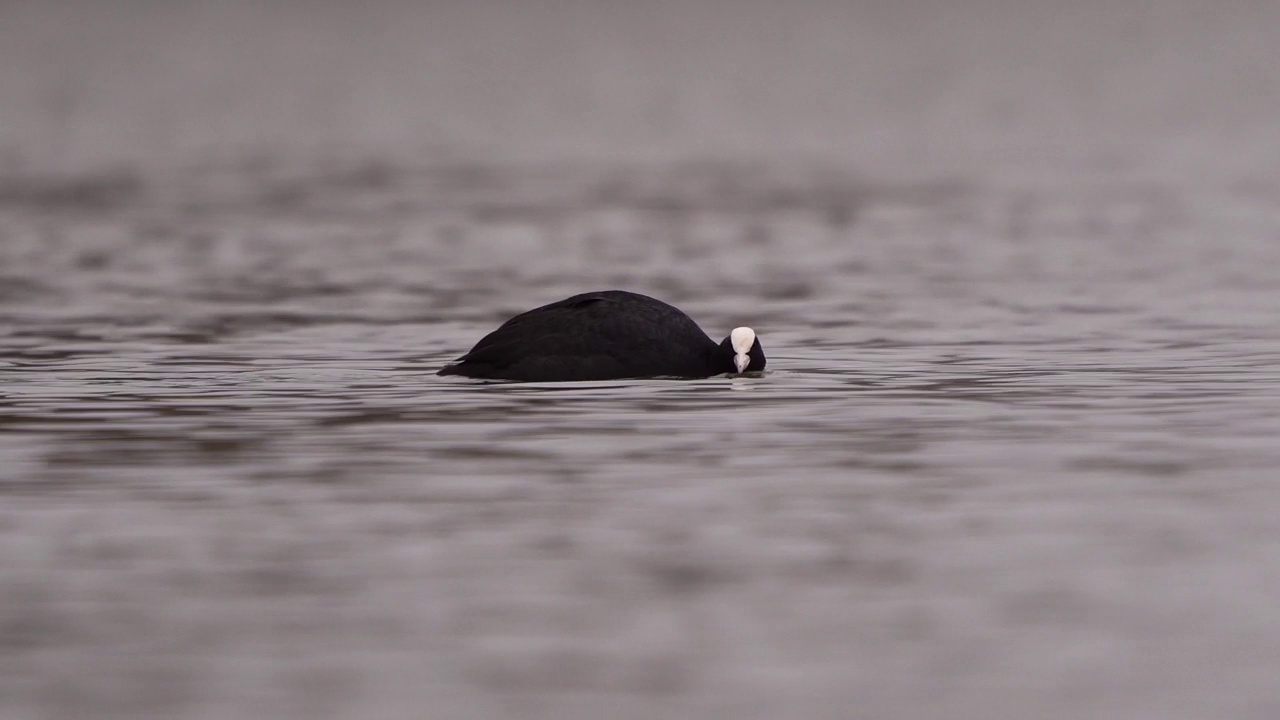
734,353,749,373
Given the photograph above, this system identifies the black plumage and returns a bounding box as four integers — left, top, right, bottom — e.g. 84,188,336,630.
437,290,766,381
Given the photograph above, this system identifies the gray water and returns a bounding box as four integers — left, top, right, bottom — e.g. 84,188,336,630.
4,161,1280,719
5,1,1280,718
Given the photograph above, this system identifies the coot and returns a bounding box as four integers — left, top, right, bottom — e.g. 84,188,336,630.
437,290,765,381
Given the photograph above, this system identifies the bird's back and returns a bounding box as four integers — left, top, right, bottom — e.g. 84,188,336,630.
438,291,717,381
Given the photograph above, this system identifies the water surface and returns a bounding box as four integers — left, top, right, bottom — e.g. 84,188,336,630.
3,161,1280,719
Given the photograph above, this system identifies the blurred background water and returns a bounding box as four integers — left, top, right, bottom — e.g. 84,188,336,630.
3,1,1280,718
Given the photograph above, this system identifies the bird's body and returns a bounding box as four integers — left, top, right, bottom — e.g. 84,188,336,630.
437,290,765,382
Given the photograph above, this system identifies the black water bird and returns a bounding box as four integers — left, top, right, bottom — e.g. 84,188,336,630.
437,290,765,382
